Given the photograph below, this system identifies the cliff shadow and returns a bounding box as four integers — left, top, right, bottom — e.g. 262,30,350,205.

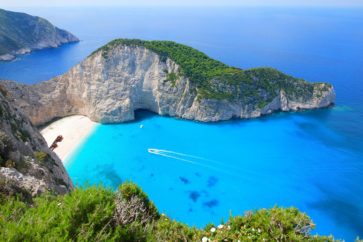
133,109,158,122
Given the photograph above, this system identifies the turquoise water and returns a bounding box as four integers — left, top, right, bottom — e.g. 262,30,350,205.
0,7,362,240
68,110,362,240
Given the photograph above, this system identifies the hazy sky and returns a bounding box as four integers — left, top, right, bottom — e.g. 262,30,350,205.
2,0,363,7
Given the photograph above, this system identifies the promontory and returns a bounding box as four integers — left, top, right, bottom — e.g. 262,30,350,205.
0,8,79,61
2,39,335,125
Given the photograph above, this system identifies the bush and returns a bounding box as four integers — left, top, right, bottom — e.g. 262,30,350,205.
150,215,201,241
0,183,339,242
5,159,15,168
118,181,159,221
33,151,48,164
0,186,117,241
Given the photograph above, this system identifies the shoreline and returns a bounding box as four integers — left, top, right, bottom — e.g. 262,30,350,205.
40,115,98,164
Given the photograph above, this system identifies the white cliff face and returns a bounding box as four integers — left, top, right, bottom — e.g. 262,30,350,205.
1,45,335,126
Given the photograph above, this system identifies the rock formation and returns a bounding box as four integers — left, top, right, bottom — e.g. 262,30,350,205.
0,8,79,61
1,39,335,126
0,86,72,197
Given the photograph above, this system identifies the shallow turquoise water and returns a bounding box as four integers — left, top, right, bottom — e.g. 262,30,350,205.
67,110,362,240
1,7,362,240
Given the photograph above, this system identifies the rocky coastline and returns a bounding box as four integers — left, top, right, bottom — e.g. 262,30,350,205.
1,40,335,126
0,8,79,61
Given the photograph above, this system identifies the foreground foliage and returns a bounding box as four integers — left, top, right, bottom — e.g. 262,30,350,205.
0,182,340,241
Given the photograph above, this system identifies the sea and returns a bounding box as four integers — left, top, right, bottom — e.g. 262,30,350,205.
0,7,362,240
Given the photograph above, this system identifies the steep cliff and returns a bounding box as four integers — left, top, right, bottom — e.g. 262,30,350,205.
0,8,79,61
0,86,72,198
2,39,335,125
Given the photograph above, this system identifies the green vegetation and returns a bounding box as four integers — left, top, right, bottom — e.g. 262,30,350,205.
93,39,331,103
0,182,340,242
0,186,116,241
4,159,15,168
0,9,42,55
165,72,179,86
33,151,48,164
118,181,159,221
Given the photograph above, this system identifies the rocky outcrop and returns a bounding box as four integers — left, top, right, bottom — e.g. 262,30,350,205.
0,8,79,61
1,41,335,126
0,86,72,197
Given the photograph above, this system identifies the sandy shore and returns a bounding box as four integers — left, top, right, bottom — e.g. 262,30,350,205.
41,115,99,163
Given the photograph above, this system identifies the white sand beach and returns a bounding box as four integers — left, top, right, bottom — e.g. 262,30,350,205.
41,115,98,163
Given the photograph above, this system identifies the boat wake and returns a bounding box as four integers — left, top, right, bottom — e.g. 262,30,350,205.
147,148,256,177
147,148,290,182
147,148,219,171
146,148,323,189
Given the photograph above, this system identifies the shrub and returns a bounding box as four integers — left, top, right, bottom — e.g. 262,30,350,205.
0,183,340,242
118,181,159,221
33,151,48,164
0,186,117,241
150,215,201,241
5,159,15,168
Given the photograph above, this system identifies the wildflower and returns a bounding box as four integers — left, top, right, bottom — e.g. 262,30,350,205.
202,236,209,242
218,224,224,229
210,227,216,233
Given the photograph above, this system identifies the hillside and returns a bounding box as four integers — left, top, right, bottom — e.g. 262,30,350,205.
0,8,79,61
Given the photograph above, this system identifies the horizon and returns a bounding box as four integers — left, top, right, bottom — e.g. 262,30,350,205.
2,0,363,7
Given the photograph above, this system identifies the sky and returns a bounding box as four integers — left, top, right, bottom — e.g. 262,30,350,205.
2,0,363,7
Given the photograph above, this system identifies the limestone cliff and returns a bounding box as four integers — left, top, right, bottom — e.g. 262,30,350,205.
0,8,79,61
1,39,335,126
0,86,72,198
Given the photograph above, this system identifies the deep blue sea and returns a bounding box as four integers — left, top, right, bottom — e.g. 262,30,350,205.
0,7,362,240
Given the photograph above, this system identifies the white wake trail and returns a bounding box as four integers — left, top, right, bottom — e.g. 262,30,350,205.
148,148,236,169
148,148,219,171
147,148,281,179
